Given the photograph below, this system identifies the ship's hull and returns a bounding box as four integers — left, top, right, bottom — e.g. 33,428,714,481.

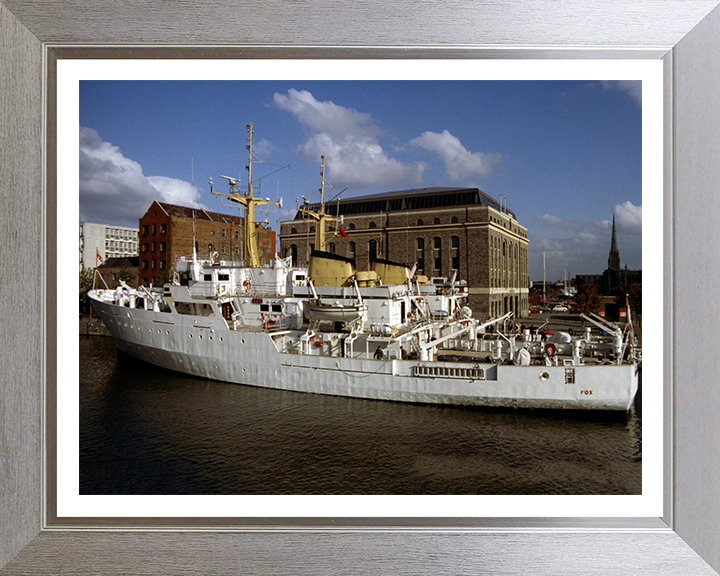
91,298,639,411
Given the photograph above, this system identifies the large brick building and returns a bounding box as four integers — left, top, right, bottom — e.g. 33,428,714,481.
138,201,276,286
280,187,529,318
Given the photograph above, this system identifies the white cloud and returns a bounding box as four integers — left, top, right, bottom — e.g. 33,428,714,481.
410,130,502,181
274,89,377,138
79,126,205,227
251,137,278,159
297,132,426,188
614,200,642,234
601,80,642,106
538,214,581,230
530,202,641,280
274,89,425,188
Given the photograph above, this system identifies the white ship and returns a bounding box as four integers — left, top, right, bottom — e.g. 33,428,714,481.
88,125,641,411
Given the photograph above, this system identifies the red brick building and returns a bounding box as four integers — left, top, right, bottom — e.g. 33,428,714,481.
138,201,276,286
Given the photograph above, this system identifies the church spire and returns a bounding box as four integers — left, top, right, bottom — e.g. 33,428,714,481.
608,214,620,273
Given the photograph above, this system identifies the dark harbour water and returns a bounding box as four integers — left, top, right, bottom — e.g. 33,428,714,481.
79,335,641,495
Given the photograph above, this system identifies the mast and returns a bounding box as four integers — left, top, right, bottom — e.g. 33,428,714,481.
297,155,342,252
210,123,281,268
543,249,546,305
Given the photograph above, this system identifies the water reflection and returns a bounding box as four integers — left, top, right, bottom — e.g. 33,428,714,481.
80,336,641,495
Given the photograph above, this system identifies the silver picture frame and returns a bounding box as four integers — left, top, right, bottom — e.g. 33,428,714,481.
2,1,720,573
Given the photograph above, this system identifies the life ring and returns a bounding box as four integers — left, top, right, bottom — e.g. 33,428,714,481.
545,342,557,357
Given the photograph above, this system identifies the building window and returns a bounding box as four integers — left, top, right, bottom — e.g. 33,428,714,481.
221,229,226,238
329,242,336,254
417,219,423,226
152,259,156,269
433,217,440,224
369,222,377,229
152,223,156,233
369,240,378,261
451,236,460,271
451,216,459,223
152,242,156,251
160,223,167,234
349,241,355,256
142,225,149,234
290,244,298,265
416,238,425,273
235,231,240,240
291,227,297,234
310,226,315,233
433,237,441,272
349,223,356,230
160,242,166,252
142,260,148,270
160,260,166,269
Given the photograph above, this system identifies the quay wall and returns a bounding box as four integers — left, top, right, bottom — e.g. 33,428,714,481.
79,315,111,337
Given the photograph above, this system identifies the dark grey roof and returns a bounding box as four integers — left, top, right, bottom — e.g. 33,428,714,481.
297,186,516,220
98,257,139,268
340,187,475,202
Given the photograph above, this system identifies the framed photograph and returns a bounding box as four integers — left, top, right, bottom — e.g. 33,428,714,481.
2,1,720,574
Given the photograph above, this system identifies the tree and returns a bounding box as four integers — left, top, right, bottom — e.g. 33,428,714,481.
79,268,94,295
616,283,642,314
117,268,136,287
79,268,95,315
153,266,174,287
574,283,600,315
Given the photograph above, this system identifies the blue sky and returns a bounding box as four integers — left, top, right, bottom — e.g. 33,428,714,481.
79,80,642,281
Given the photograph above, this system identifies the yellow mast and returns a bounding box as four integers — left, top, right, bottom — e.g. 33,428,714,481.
297,155,342,252
210,123,280,268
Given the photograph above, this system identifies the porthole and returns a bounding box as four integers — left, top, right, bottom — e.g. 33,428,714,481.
241,339,245,344
539,372,550,381
189,334,193,338
220,337,224,342
199,334,203,339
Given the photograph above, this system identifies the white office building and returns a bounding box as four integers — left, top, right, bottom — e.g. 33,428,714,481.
79,222,139,270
